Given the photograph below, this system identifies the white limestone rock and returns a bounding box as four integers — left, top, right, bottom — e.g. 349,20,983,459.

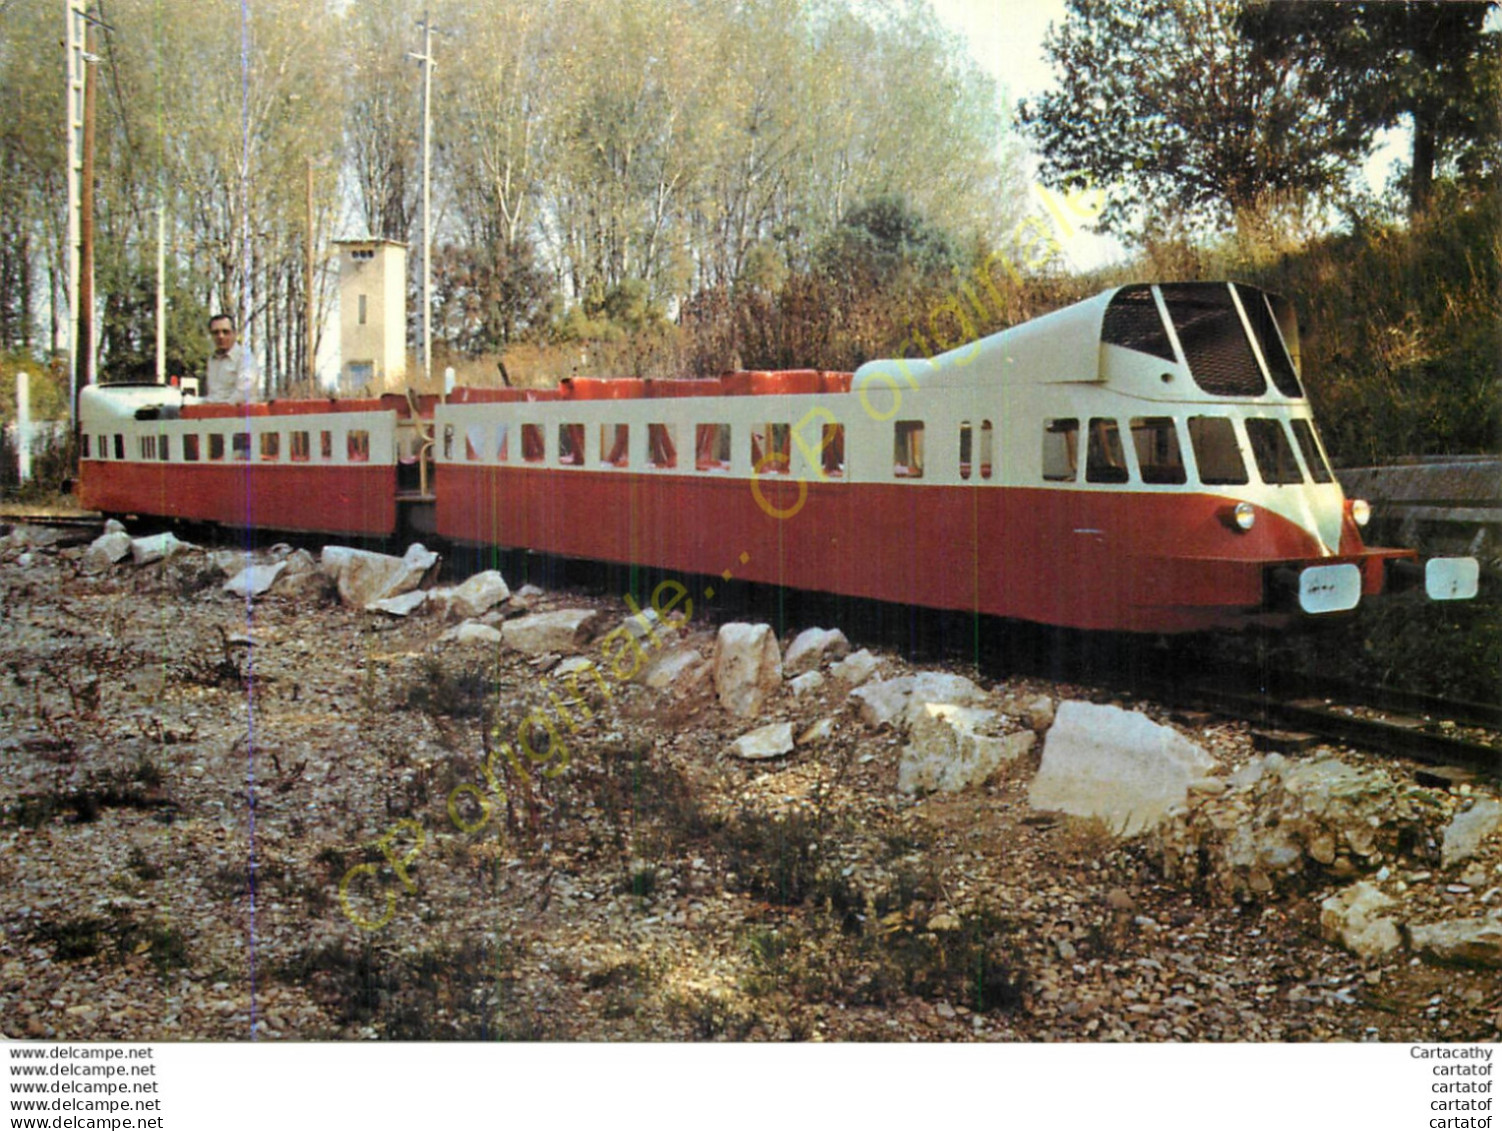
442,621,504,646
850,671,989,731
1028,700,1216,837
635,644,712,696
429,570,511,620
797,717,838,747
1319,882,1402,959
367,590,428,617
323,544,440,608
830,649,880,686
1409,918,1502,968
129,531,196,566
81,530,132,573
500,608,602,656
731,722,795,761
1441,798,1502,870
899,704,1032,795
783,627,851,676
850,676,915,729
713,623,782,717
222,561,286,599
787,671,826,698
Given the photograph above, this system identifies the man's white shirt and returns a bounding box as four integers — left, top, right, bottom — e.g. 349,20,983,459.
205,343,260,404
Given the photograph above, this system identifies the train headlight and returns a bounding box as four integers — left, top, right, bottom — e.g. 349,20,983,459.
1350,498,1371,527
1232,502,1256,532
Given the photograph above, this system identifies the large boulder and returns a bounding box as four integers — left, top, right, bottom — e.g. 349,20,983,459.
222,561,286,599
1028,701,1216,837
322,544,439,608
783,627,850,676
713,623,782,717
898,704,1035,795
500,609,602,656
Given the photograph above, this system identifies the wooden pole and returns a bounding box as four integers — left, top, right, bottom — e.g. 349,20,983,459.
78,25,97,396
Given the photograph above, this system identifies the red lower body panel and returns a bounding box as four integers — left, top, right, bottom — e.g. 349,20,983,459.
79,460,397,537
435,466,1397,633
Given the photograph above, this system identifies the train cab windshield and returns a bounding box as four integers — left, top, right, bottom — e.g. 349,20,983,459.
1102,283,1304,399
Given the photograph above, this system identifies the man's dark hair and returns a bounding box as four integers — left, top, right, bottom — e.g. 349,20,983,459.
208,313,235,330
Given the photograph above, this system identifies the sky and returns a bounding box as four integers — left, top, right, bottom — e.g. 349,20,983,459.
923,0,1414,271
926,0,1127,270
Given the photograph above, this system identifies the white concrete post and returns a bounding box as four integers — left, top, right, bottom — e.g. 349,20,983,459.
443,366,455,397
15,370,31,483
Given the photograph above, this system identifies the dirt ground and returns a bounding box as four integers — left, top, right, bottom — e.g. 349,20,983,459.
1,526,1499,1043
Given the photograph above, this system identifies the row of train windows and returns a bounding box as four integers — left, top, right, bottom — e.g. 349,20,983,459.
1041,415,1332,486
84,431,372,463
442,420,996,480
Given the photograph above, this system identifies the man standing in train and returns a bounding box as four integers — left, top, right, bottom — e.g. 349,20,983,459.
203,313,260,404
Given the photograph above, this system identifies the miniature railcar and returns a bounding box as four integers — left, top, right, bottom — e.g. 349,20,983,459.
77,282,1479,633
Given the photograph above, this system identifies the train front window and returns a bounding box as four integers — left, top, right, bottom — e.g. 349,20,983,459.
1130,417,1186,484
1236,285,1303,398
1187,417,1248,485
1160,283,1267,397
1085,418,1128,484
1245,418,1303,484
1290,419,1333,483
1102,284,1175,361
1042,418,1078,482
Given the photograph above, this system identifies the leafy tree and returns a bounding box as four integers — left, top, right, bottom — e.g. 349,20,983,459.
1238,1,1499,216
1020,0,1373,238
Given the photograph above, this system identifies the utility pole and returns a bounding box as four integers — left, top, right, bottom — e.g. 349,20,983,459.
408,12,434,385
79,21,98,400
156,206,166,383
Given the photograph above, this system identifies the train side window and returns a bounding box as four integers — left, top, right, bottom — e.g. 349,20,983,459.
232,432,250,461
347,430,370,463
496,423,510,462
98,435,108,458
893,420,924,478
114,434,124,460
290,431,310,462
521,423,545,463
960,420,973,480
1290,419,1333,484
694,424,730,471
979,420,993,480
1042,418,1078,482
159,436,170,461
441,424,453,461
558,423,585,466
81,434,91,459
1187,417,1247,485
320,430,332,460
465,425,485,461
209,434,225,461
1129,417,1186,484
1085,418,1129,484
821,423,845,478
182,434,199,462
602,424,630,468
260,433,280,461
139,436,156,460
1245,418,1303,484
648,423,678,469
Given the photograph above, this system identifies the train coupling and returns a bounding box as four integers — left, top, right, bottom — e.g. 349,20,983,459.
1384,556,1480,602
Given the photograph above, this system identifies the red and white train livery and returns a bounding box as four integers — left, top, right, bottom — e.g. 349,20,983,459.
78,281,1478,633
